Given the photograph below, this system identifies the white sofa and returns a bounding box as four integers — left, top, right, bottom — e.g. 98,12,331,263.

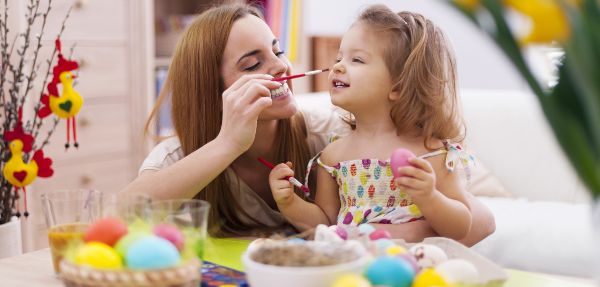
296,89,596,278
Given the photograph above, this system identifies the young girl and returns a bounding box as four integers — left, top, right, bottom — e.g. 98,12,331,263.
269,5,474,240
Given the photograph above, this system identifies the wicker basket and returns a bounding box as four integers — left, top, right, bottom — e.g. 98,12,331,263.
59,259,201,287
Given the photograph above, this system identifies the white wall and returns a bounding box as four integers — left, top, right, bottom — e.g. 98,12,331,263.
297,0,528,92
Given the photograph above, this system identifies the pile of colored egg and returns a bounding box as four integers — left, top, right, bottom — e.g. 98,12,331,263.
331,239,480,287
67,217,192,270
315,223,480,287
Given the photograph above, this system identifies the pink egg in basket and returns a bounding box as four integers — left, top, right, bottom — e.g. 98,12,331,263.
242,239,371,287
390,148,416,178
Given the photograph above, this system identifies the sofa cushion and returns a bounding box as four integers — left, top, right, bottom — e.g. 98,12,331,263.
469,160,513,198
473,197,595,278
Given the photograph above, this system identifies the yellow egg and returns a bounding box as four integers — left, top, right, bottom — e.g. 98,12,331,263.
331,274,372,287
385,245,407,256
75,242,123,269
412,268,450,287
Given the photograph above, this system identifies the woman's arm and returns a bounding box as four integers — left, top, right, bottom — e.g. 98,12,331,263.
123,137,242,200
122,74,280,199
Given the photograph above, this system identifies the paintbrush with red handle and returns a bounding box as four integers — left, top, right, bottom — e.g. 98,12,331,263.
258,157,311,196
271,68,329,82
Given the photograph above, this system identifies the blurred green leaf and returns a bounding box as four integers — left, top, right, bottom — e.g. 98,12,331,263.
448,0,600,197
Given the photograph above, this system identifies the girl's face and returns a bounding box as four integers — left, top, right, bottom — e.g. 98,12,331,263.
221,15,297,120
328,22,395,114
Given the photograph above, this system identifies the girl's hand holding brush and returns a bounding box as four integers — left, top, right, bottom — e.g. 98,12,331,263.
267,161,306,206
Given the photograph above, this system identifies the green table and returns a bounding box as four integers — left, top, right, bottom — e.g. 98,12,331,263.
202,238,594,287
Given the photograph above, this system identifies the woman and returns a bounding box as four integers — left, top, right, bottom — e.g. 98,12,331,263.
123,3,495,244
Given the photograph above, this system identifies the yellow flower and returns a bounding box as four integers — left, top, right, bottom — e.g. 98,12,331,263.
454,0,481,11
504,0,570,44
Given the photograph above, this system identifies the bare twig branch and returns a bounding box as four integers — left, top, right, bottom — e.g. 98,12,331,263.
20,0,50,110
29,4,72,138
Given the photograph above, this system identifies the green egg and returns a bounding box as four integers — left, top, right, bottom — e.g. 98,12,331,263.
114,232,150,258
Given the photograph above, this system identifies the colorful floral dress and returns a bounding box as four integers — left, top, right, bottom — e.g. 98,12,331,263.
308,142,475,226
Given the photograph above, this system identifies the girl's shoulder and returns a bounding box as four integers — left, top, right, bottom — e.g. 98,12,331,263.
319,135,351,166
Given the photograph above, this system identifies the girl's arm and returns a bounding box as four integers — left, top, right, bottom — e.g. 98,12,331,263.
269,163,340,231
122,74,280,199
371,193,494,246
396,157,472,240
459,193,495,246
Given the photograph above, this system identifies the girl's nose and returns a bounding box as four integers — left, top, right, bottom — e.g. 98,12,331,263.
332,61,345,74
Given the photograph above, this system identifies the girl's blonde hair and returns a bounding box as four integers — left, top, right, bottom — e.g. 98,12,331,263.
358,5,465,148
145,4,310,237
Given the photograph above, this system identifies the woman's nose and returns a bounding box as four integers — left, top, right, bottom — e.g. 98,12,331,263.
269,55,289,77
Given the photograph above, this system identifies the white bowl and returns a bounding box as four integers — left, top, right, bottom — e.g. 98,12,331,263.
242,239,371,287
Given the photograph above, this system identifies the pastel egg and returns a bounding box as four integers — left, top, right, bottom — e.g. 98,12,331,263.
365,256,415,287
114,232,150,258
435,259,479,284
374,239,396,253
390,148,415,178
314,224,344,242
126,236,181,269
332,274,372,287
358,223,376,235
287,238,306,244
84,217,128,246
408,243,448,268
369,229,392,241
153,224,185,251
75,242,123,269
398,253,421,274
385,245,407,256
412,268,450,287
335,225,349,240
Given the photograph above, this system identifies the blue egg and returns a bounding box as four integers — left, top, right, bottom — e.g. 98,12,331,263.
287,238,306,244
375,238,396,251
126,236,180,269
365,256,415,287
358,223,376,235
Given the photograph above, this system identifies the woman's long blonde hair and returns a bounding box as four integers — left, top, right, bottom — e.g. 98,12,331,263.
145,4,310,237
358,5,465,148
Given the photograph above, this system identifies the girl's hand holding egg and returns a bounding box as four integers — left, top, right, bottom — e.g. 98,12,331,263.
390,148,437,202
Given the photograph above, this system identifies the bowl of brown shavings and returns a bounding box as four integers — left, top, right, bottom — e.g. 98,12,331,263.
242,239,371,287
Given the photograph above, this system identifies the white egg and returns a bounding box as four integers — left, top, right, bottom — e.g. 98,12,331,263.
435,259,479,284
408,243,448,268
314,224,344,242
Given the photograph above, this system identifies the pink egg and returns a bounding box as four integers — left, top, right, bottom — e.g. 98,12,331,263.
153,224,184,251
335,225,348,240
369,229,392,241
390,148,416,178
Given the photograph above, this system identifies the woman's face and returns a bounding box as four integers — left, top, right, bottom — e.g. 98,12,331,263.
221,15,297,120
